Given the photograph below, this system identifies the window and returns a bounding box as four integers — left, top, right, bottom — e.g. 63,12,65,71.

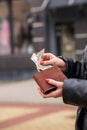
61,24,75,58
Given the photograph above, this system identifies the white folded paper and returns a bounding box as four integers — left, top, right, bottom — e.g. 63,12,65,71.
31,48,52,72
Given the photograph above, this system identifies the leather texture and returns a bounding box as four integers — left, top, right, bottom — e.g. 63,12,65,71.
33,66,67,94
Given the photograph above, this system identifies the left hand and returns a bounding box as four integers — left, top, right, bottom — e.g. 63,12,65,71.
37,79,63,98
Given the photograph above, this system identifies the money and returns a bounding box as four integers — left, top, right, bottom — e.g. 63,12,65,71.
31,48,52,71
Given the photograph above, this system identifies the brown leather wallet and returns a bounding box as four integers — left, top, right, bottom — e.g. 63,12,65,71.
33,66,67,94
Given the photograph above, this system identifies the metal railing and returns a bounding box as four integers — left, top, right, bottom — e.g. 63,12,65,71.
31,0,50,13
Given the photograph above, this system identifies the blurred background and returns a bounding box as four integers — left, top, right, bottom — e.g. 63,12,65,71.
0,0,87,129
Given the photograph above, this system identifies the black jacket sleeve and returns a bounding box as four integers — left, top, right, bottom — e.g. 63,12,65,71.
63,78,87,108
62,57,82,78
59,56,82,78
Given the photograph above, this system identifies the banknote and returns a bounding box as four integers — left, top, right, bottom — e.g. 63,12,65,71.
31,48,52,71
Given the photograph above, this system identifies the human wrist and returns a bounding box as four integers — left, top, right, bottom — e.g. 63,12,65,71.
58,56,68,73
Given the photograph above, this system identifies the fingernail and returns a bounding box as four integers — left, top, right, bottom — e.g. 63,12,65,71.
40,61,44,65
45,79,49,83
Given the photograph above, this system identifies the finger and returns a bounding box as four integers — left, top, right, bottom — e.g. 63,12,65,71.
37,85,55,98
37,86,40,91
46,79,63,88
37,86,43,94
42,53,51,60
40,89,61,98
40,60,53,66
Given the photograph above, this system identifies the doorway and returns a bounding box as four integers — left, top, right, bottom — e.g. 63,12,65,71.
55,23,75,58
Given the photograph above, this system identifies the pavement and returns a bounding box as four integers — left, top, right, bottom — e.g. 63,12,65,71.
0,103,77,130
0,78,77,130
0,78,64,105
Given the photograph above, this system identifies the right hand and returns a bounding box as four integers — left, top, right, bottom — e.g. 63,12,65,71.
40,53,66,71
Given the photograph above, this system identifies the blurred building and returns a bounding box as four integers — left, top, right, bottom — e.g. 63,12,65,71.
0,0,35,80
0,0,87,80
29,0,87,60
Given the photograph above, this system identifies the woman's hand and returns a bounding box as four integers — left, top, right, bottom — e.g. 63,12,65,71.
37,79,63,98
40,53,66,71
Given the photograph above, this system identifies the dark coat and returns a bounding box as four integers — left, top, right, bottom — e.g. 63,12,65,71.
62,46,87,130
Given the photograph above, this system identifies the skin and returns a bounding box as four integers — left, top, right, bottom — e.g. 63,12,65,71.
37,53,67,98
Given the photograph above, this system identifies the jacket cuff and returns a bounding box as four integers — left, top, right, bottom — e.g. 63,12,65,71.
62,79,76,106
58,56,68,75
